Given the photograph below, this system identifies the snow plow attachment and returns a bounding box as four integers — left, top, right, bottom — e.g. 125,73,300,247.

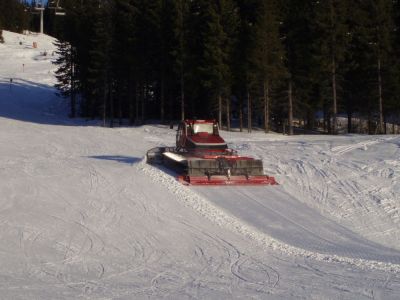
178,175,278,186
177,158,278,186
147,147,278,186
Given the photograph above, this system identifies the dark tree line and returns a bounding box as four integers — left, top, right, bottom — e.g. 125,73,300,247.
0,0,30,41
12,0,400,134
0,0,67,42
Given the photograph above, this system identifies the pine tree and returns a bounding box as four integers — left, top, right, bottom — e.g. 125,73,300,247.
346,0,396,134
0,21,3,43
182,0,234,121
218,0,239,130
251,0,286,133
367,0,396,134
0,7,3,43
112,0,137,124
175,0,189,121
391,0,400,125
233,0,258,132
52,0,86,118
53,40,78,117
156,0,191,122
0,4,2,41
281,0,318,135
176,0,189,120
49,0,400,133
132,0,162,124
0,0,29,33
194,0,229,121
342,2,367,133
85,1,113,124
159,0,183,122
314,0,350,134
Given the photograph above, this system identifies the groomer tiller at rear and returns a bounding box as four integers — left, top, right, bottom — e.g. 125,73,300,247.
147,119,278,186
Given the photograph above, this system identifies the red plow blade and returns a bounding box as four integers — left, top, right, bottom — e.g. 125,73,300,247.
178,175,278,186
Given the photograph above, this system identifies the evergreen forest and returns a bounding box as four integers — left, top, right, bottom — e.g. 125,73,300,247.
2,0,400,134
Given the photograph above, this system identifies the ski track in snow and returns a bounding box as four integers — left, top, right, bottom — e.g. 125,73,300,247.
1,30,400,299
141,160,400,272
246,136,400,250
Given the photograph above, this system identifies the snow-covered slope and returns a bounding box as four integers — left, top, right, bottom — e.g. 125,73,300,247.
1,31,400,299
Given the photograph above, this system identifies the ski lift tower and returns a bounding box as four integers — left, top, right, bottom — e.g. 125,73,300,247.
31,1,66,35
34,0,45,34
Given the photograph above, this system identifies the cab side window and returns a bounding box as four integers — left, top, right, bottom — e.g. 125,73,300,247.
213,124,218,135
187,124,193,135
178,123,184,137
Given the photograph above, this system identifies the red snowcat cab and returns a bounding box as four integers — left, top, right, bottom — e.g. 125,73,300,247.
146,119,277,186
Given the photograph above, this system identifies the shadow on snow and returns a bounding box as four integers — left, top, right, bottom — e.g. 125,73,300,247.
87,155,142,165
0,78,73,126
0,79,177,129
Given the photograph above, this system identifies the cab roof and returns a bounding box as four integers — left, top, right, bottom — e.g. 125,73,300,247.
184,119,216,124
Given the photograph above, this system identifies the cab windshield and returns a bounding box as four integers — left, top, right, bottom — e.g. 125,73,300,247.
193,123,215,134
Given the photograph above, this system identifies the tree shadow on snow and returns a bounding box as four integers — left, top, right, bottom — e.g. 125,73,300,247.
0,78,74,126
0,78,108,127
0,79,179,128
88,155,142,165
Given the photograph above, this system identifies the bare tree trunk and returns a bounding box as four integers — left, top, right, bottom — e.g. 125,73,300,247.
332,56,337,134
247,90,252,133
323,102,327,132
103,79,107,127
180,74,185,120
109,81,114,128
118,85,122,125
263,80,270,133
218,94,222,128
70,49,75,118
226,97,231,131
179,0,185,121
327,111,331,134
168,89,173,121
368,112,373,135
160,77,165,123
142,84,146,124
330,0,337,135
128,78,135,125
239,99,243,132
288,80,293,135
384,118,387,134
70,86,75,118
378,56,384,134
347,112,352,134
135,82,140,125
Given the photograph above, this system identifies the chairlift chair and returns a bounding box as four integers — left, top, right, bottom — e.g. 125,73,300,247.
34,0,45,11
49,0,66,16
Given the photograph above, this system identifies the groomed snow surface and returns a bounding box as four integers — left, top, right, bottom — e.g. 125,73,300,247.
1,30,400,299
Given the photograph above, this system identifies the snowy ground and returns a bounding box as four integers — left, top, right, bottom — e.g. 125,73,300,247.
1,31,400,299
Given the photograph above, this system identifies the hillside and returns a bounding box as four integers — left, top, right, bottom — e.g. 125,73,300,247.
0,31,400,299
